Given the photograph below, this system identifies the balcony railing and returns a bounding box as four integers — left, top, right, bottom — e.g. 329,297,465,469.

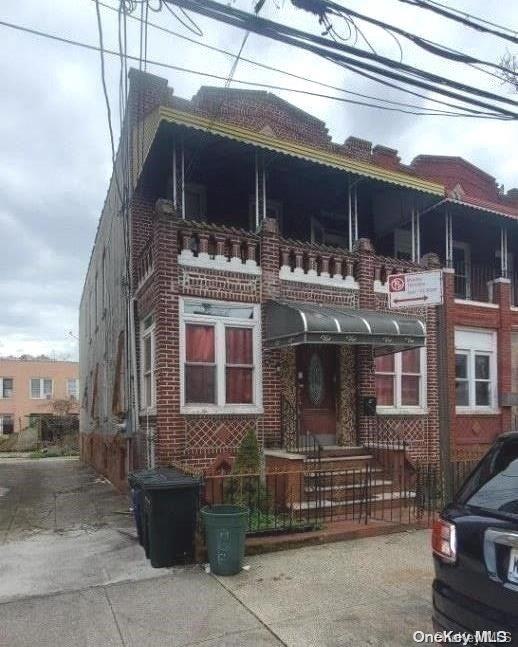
279,238,358,289
177,220,260,275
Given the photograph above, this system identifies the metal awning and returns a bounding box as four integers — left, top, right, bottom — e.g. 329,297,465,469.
264,301,426,355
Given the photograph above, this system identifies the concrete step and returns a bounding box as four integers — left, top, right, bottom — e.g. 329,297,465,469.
290,491,416,515
304,479,394,502
317,446,371,458
305,467,383,486
304,455,373,471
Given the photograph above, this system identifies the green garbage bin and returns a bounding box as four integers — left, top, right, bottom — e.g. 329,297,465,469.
201,504,249,576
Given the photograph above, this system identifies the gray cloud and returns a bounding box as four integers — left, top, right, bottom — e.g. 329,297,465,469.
1,0,517,358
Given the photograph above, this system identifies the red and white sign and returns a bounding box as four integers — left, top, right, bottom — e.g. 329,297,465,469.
388,270,443,309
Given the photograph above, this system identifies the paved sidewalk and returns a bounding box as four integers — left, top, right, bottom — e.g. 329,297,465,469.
0,457,433,646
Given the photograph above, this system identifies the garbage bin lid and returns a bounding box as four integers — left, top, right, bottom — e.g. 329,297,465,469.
128,467,201,490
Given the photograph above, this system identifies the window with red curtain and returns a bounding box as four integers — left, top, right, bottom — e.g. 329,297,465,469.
375,353,395,406
225,327,253,404
185,324,216,403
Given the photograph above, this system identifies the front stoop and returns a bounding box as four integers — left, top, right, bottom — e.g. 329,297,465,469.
298,445,415,514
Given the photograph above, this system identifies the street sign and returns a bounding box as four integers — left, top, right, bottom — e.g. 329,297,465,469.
388,270,443,309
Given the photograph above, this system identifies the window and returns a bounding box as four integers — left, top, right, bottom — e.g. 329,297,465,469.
0,414,14,434
0,378,13,398
180,299,262,413
185,183,206,221
455,328,497,411
375,348,426,411
140,315,156,411
30,378,53,399
394,228,413,261
67,378,79,400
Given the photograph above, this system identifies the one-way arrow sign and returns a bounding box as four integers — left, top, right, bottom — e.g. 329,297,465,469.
388,270,443,309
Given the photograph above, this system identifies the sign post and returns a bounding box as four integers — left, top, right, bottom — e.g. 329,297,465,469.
388,269,452,500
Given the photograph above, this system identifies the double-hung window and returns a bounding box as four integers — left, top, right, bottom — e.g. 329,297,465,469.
0,378,13,398
375,348,426,411
455,328,497,411
67,378,79,400
30,378,53,399
181,299,262,413
140,314,156,411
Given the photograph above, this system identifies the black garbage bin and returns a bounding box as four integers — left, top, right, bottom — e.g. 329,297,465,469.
134,468,201,568
128,473,144,547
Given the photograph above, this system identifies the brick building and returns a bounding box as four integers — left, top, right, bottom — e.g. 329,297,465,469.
79,69,518,490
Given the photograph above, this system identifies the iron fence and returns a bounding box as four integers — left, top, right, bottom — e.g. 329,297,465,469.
200,457,481,536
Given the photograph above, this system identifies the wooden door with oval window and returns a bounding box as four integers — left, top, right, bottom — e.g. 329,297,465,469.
296,345,337,445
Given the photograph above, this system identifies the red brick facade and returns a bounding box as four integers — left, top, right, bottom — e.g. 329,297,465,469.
80,69,518,489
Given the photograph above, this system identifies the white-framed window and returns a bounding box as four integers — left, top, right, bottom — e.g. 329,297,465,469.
140,314,156,412
455,328,497,412
30,378,53,400
67,378,79,400
180,298,263,414
0,414,14,434
0,377,13,398
375,347,427,412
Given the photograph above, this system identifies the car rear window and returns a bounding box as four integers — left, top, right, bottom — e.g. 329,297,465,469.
456,439,518,517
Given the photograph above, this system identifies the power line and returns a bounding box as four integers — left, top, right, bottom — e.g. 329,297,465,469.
162,0,518,118
398,0,518,46
1,16,505,119
291,0,518,78
419,0,518,36
93,0,494,116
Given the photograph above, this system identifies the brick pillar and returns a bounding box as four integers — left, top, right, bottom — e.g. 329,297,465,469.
494,278,512,432
153,199,184,465
353,238,376,445
441,268,456,461
260,217,282,448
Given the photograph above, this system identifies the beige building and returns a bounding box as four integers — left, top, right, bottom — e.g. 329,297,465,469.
0,358,79,435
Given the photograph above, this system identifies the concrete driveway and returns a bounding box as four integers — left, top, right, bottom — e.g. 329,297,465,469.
0,457,434,647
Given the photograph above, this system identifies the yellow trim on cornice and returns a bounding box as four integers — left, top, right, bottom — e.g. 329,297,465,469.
157,106,445,195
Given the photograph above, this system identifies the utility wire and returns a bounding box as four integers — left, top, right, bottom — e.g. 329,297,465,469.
418,0,518,36
291,0,518,78
1,17,505,118
162,0,518,118
398,0,518,46
92,0,493,116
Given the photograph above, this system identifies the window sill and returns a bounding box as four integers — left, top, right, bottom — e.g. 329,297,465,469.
181,405,264,415
139,408,156,417
456,408,500,416
376,407,428,416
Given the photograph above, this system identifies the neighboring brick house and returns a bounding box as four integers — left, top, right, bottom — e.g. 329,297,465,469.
0,357,79,435
79,69,518,491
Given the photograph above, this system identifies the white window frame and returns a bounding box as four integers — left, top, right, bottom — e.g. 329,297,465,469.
455,327,498,413
140,315,156,413
375,347,427,414
179,297,263,414
30,378,53,400
0,377,13,399
66,378,79,400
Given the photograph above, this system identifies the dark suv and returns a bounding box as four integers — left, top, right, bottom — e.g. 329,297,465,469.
433,432,518,644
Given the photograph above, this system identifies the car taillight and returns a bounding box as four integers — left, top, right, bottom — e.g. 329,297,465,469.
432,519,457,563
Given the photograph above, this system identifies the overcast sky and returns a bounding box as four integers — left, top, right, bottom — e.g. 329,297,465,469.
1,0,518,359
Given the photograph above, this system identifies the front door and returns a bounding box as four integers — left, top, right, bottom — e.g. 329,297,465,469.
296,345,337,445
